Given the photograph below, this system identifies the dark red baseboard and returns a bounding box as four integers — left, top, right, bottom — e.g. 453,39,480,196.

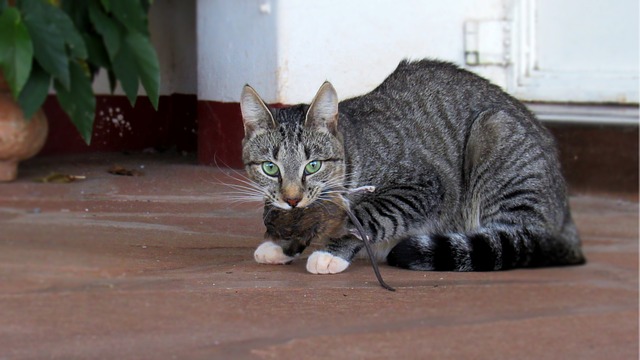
193,102,638,196
546,123,638,196
40,94,197,155
197,101,244,168
39,96,638,196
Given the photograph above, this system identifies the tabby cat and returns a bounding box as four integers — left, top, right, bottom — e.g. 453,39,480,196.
240,59,585,274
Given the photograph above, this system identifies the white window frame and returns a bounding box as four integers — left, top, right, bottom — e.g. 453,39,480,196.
507,0,639,105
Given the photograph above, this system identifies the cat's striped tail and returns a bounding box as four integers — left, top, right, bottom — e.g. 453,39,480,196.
386,224,585,271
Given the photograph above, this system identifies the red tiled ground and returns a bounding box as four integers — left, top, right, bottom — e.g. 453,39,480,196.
1,153,638,359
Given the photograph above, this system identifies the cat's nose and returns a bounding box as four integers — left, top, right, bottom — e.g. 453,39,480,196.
285,197,302,208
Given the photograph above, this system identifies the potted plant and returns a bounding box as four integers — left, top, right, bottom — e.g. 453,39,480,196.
0,0,160,180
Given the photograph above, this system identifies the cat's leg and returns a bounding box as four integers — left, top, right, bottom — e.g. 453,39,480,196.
254,238,307,265
254,241,295,264
305,181,441,274
306,235,362,274
388,111,584,271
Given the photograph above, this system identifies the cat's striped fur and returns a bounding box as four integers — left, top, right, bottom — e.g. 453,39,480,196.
241,59,585,273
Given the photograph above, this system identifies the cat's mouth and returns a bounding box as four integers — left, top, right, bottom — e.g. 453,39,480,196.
275,197,311,210
274,190,336,210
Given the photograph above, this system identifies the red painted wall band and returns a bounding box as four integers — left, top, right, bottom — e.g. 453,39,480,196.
38,95,638,195
197,101,244,168
41,94,197,155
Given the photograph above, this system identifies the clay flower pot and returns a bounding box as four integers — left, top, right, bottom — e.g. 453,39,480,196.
0,75,48,181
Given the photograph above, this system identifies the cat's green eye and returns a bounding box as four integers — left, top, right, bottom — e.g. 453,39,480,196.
261,161,280,177
304,160,322,175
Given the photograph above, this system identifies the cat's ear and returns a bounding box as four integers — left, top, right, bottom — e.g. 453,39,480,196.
305,81,339,134
240,85,276,138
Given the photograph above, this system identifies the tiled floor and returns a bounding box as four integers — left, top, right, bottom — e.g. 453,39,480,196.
1,153,638,359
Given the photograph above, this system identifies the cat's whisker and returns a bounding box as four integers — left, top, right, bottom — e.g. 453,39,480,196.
221,176,264,191
313,198,337,214
212,193,264,204
223,184,265,196
229,174,263,187
196,158,259,189
316,195,349,212
216,190,264,199
262,205,279,223
217,176,274,201
220,191,265,202
320,188,348,195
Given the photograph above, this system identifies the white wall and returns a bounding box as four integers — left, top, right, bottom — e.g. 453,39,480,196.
197,0,278,102
196,0,509,103
100,0,637,116
150,0,197,95
274,0,507,103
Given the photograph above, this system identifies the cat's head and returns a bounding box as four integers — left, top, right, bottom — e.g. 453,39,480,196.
240,82,346,210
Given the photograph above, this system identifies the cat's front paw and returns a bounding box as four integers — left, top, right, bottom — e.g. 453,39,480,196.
306,251,350,274
254,241,295,264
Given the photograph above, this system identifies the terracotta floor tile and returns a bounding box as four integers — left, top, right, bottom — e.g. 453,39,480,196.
1,153,637,359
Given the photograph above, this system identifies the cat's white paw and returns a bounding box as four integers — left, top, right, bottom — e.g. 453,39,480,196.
254,241,295,264
306,251,350,274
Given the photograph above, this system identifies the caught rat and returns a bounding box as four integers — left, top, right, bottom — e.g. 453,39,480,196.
262,187,395,291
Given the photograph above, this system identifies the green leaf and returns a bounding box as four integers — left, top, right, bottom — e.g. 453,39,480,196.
20,0,71,89
20,0,87,81
88,0,121,61
17,62,50,119
82,33,110,69
125,31,159,109
61,0,90,29
0,7,33,99
100,0,110,12
107,68,117,93
111,42,139,106
0,0,7,12
141,0,152,14
54,60,96,144
109,0,147,34
55,9,87,59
